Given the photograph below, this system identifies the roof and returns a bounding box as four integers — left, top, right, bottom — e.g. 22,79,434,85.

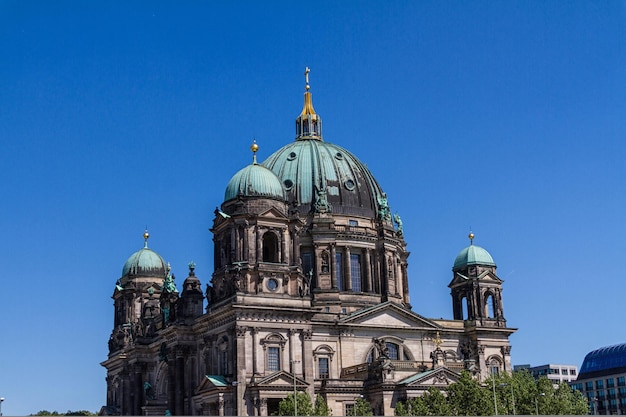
122,247,167,278
579,342,626,378
453,244,496,271
224,162,285,202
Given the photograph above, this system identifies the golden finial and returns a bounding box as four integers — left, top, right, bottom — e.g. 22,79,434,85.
305,67,310,91
433,331,443,349
468,230,475,245
250,139,259,164
143,228,150,248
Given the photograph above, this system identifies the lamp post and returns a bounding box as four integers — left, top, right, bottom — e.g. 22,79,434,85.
500,382,516,415
291,359,300,416
354,394,363,416
535,392,545,415
492,377,498,416
0,397,4,416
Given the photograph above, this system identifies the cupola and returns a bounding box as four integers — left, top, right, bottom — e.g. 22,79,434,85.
121,230,168,278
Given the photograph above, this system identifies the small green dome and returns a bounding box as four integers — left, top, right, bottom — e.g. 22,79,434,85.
122,247,167,278
453,244,496,271
224,163,285,202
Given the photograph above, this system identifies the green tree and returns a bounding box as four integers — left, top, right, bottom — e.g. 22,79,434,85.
353,397,373,416
277,391,314,416
448,371,492,415
313,394,332,416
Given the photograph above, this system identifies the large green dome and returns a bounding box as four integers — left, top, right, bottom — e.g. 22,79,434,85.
122,246,167,278
260,77,388,218
453,244,496,271
262,140,386,217
224,162,285,202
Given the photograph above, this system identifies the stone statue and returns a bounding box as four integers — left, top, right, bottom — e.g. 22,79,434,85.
314,186,331,213
377,193,391,221
393,213,403,236
373,337,389,359
144,381,155,400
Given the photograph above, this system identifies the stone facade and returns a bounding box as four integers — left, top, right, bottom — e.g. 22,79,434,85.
101,72,516,416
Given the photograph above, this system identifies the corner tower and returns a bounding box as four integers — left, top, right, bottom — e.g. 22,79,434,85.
448,232,506,326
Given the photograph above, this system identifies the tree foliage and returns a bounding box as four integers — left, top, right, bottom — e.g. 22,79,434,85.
313,394,332,416
31,411,95,416
395,370,589,416
353,397,374,416
276,391,315,416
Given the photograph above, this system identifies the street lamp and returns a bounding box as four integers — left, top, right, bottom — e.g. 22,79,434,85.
0,397,4,416
500,382,516,415
492,377,498,416
354,394,363,417
535,392,545,415
291,360,300,416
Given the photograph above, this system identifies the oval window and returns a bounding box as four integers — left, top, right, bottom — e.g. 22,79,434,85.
284,179,294,190
287,151,297,161
267,278,278,291
344,179,356,190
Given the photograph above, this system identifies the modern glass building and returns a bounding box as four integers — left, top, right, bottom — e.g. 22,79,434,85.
571,343,626,415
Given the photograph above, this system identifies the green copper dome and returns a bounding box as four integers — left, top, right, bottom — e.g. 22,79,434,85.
262,140,387,217
453,244,496,271
224,162,285,202
260,71,389,219
122,247,168,278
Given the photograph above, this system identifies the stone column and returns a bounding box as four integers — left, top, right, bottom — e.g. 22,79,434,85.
256,226,263,263
175,349,185,415
218,393,225,417
134,365,143,415
282,228,289,264
252,327,259,375
345,246,352,291
330,244,337,289
236,326,248,416
364,249,372,293
302,329,315,399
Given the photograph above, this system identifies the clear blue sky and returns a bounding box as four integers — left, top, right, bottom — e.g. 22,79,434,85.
1,1,625,414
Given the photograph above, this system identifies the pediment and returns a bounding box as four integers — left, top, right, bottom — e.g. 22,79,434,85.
400,367,461,387
449,270,502,287
196,375,230,393
340,301,439,330
253,371,308,388
257,206,288,220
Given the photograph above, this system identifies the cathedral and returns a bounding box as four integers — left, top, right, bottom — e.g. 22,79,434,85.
101,69,516,416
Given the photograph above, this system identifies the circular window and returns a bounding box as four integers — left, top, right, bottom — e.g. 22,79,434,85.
284,179,294,190
335,152,344,160
344,179,356,190
287,151,297,161
267,278,278,291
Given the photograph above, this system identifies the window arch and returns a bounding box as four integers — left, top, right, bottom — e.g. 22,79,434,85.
484,291,495,318
364,337,414,362
487,355,503,375
261,333,286,373
262,232,279,262
313,345,335,379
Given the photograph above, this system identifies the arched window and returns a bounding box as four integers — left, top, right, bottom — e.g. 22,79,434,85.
485,292,495,318
461,296,469,320
262,232,279,262
386,342,399,360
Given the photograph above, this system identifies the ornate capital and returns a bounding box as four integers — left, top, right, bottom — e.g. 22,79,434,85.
302,329,313,340
477,344,485,354
235,325,248,338
501,345,512,356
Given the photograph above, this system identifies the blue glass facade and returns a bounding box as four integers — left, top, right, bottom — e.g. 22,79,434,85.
579,343,626,378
